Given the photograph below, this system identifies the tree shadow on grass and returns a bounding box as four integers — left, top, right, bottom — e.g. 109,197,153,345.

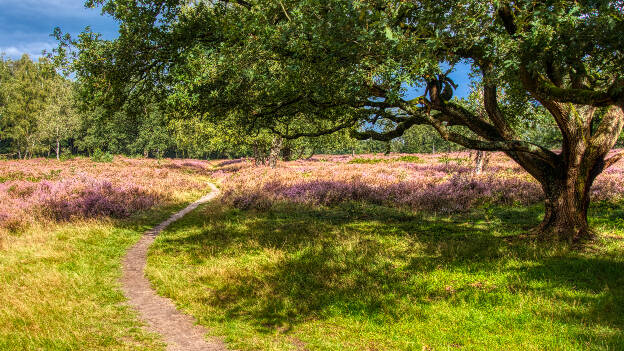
155,201,624,347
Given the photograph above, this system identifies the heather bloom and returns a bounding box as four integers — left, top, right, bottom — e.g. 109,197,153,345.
0,157,211,232
38,178,158,220
217,151,624,213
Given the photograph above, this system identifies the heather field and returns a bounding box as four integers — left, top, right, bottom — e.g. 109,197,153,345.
216,151,624,213
0,157,213,236
2,153,624,350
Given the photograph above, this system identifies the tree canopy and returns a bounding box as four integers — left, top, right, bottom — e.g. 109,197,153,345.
0,55,54,158
59,0,624,240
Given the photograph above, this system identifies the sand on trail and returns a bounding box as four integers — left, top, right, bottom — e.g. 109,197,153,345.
121,183,227,351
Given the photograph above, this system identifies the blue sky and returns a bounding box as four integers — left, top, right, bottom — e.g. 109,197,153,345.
0,0,118,59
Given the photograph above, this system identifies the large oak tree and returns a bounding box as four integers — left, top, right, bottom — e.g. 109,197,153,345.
64,0,624,241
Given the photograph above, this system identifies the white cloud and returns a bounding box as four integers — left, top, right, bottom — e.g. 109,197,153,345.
0,42,55,59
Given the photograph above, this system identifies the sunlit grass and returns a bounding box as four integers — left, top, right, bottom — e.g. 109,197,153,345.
147,200,624,350
347,155,423,164
0,191,206,350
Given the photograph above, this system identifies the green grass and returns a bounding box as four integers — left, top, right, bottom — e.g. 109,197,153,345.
0,169,62,183
146,201,624,350
0,190,207,351
348,155,422,164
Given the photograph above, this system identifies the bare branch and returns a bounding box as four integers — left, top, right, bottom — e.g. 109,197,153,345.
480,62,515,138
420,110,561,167
603,150,624,170
523,67,619,107
352,115,427,141
497,5,517,36
278,1,292,21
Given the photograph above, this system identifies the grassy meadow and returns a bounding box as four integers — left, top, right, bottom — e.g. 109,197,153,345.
147,201,624,350
2,152,624,350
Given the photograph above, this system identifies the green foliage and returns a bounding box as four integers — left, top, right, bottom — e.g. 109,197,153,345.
0,55,86,159
0,55,54,158
63,0,623,140
394,155,422,163
37,76,81,159
91,148,114,163
392,125,463,154
63,0,623,163
348,155,423,164
127,104,171,158
348,157,385,164
59,149,75,161
0,51,391,160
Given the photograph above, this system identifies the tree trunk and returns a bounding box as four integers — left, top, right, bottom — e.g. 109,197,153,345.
56,138,60,161
473,150,484,174
268,137,282,168
537,177,592,242
281,143,292,161
253,143,261,166
293,147,306,160
306,147,317,160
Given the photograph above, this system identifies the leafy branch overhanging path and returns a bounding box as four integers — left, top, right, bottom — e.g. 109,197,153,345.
121,183,227,351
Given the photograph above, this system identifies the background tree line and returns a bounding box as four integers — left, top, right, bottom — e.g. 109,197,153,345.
3,54,610,162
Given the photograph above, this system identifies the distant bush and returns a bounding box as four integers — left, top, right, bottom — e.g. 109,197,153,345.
91,149,114,163
60,149,75,161
394,155,422,163
348,157,385,164
349,155,422,164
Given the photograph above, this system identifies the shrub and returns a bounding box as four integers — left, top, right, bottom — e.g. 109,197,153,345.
60,149,75,161
394,155,422,163
91,149,114,163
348,157,385,164
348,155,422,164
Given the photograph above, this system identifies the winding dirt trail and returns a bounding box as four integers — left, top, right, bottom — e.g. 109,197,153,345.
121,183,227,351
